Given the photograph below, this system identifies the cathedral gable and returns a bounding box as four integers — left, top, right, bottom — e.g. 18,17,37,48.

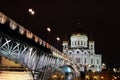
74,49,83,54
83,50,89,54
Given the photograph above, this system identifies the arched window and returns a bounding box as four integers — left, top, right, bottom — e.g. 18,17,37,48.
97,59,99,64
75,41,76,45
78,41,80,45
77,51,79,54
81,41,83,45
64,45,66,48
91,45,93,49
84,41,85,46
72,41,74,46
91,45,93,47
91,59,93,64
85,41,87,46
85,58,86,63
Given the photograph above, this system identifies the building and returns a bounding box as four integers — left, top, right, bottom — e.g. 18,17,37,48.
62,31,102,72
0,56,22,67
0,56,26,71
85,71,113,80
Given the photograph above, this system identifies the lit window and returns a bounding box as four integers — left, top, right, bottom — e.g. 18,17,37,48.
84,41,85,46
85,75,90,80
81,41,83,45
75,41,76,45
97,59,99,64
93,76,97,80
91,59,93,64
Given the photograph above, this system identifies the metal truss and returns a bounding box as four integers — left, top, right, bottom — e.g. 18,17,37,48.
0,32,66,80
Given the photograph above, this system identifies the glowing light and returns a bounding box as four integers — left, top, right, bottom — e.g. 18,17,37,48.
93,76,97,79
26,30,33,39
28,8,35,15
97,68,100,71
0,71,32,80
102,63,106,69
28,9,32,12
85,75,89,79
47,27,51,32
113,68,117,72
101,76,104,79
19,27,25,35
9,20,17,30
34,35,39,43
56,37,60,41
39,38,42,45
0,12,7,24
31,11,35,15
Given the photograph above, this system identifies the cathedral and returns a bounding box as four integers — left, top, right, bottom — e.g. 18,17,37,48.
62,29,102,72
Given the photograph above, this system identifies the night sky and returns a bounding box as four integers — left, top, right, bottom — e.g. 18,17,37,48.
0,0,120,68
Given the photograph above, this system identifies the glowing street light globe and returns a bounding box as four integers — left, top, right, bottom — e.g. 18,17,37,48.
56,37,60,41
28,8,32,12
47,27,51,32
31,11,35,15
28,8,35,15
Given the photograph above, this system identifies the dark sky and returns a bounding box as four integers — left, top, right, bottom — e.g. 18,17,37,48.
0,0,120,68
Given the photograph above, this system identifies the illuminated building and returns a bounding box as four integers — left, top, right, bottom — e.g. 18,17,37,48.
62,32,102,72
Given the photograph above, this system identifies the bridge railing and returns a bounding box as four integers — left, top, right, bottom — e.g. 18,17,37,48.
0,12,76,66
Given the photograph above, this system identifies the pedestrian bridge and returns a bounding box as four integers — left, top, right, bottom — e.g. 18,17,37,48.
0,12,80,80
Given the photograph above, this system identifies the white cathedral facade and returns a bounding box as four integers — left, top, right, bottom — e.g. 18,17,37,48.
62,33,102,72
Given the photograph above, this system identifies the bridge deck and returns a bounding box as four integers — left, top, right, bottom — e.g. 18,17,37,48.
0,23,51,53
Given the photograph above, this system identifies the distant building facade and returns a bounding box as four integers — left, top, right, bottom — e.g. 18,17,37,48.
0,56,21,67
85,71,113,80
62,33,102,72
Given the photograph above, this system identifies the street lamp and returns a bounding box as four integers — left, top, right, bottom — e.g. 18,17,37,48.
56,37,60,41
47,27,51,32
56,37,60,49
28,8,35,15
28,8,32,12
47,27,51,43
102,63,106,70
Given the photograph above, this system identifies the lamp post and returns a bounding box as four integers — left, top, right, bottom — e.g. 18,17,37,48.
47,27,51,43
56,37,60,49
56,37,60,42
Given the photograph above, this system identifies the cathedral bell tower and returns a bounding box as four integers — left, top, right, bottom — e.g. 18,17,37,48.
62,41,68,54
89,41,95,54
